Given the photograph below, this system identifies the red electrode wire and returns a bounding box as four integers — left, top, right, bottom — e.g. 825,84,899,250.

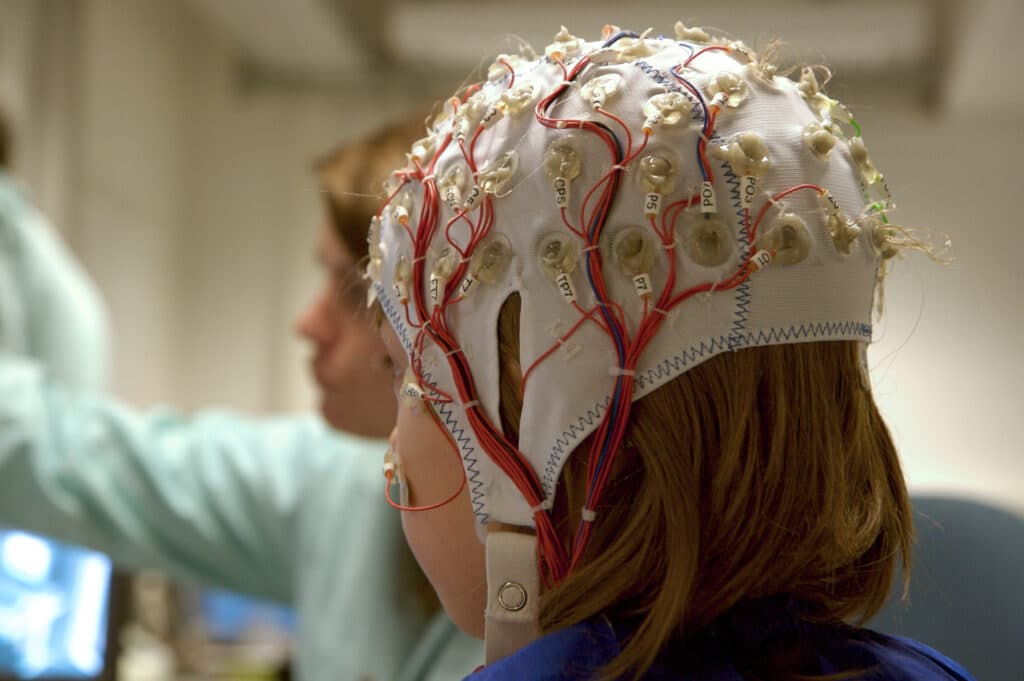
684,45,732,67
390,109,571,579
520,303,607,396
499,58,516,88
384,409,468,512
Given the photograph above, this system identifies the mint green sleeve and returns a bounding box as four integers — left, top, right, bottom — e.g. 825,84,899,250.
0,174,109,390
0,183,32,361
0,355,393,606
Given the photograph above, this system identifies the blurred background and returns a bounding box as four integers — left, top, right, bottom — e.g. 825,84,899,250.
0,0,1021,679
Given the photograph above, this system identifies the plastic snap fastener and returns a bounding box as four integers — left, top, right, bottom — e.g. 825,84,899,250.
497,581,528,612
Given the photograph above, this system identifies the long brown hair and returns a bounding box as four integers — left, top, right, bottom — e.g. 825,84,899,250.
497,295,912,680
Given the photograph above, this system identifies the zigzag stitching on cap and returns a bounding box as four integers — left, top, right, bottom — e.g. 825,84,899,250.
635,322,870,394
542,396,611,492
376,284,409,349
722,163,752,350
634,334,732,391
377,287,489,521
723,164,742,199
746,320,872,345
436,400,488,520
632,60,705,126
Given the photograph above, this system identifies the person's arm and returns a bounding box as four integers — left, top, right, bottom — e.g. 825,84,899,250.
0,182,30,356
0,355,379,604
0,175,109,389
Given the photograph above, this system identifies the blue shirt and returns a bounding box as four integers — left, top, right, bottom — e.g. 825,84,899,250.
468,598,974,680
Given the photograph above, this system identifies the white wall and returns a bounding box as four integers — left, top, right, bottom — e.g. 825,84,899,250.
854,95,1023,514
70,0,199,406
0,0,81,233
40,0,425,412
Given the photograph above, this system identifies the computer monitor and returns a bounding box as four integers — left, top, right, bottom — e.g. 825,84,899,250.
0,529,119,680
198,590,295,642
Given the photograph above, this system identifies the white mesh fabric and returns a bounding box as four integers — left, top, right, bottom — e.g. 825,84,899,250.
372,31,882,535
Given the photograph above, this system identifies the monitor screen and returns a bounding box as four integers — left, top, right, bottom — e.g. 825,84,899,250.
0,529,112,679
199,590,295,642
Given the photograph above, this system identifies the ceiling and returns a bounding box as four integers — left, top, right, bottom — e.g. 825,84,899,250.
184,0,1019,114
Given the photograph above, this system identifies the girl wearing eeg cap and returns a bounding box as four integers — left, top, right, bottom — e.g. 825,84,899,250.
372,23,969,681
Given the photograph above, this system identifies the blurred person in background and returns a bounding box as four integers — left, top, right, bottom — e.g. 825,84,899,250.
0,107,482,681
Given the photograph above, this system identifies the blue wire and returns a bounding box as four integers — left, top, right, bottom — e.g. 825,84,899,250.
582,381,625,512
582,171,626,513
670,67,710,181
602,30,639,48
585,262,625,356
566,49,632,516
577,38,715,536
583,247,625,512
584,177,625,496
676,42,696,60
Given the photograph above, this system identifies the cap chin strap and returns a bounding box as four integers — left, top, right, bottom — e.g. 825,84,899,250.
484,530,542,664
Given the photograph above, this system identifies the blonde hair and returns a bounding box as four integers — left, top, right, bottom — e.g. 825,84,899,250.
314,110,431,260
497,295,912,680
